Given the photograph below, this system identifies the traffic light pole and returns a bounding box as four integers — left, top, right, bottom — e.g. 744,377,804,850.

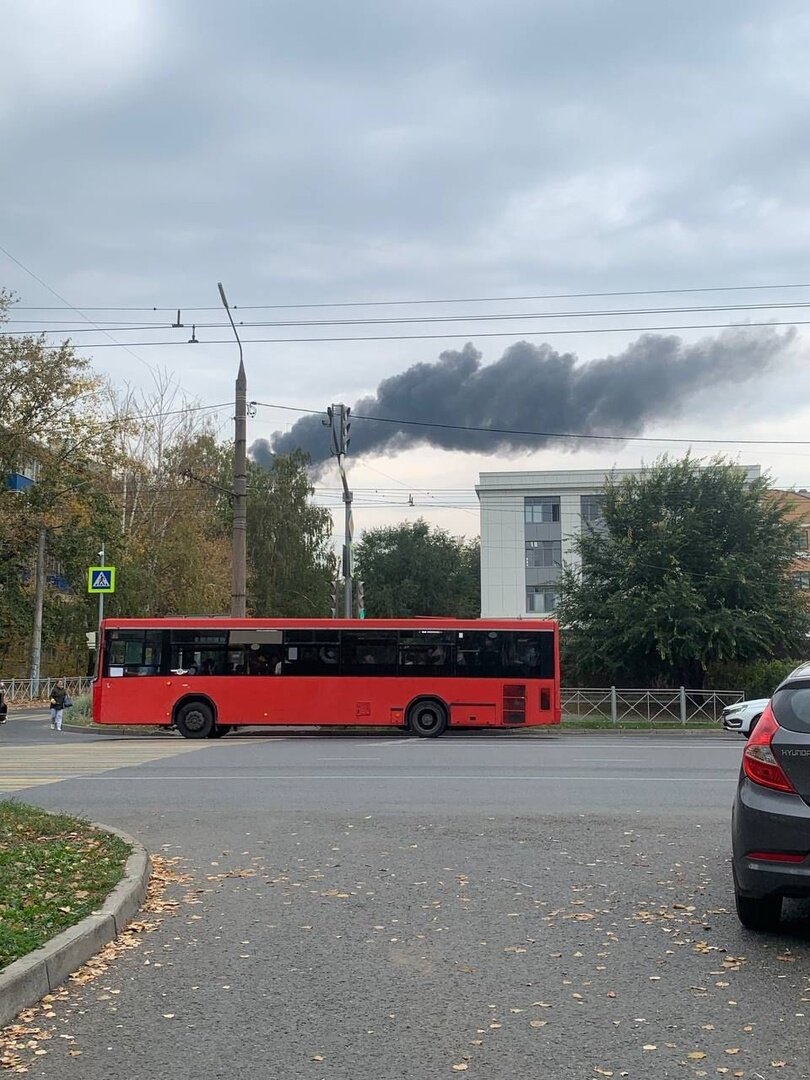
326,403,354,618
342,479,353,618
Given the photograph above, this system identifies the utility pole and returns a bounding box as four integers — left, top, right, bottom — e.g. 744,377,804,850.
29,526,46,687
219,282,247,618
325,404,353,618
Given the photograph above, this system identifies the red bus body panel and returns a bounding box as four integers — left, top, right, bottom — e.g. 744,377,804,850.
93,617,561,731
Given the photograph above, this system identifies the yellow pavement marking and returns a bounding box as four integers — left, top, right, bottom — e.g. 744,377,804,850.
0,740,210,792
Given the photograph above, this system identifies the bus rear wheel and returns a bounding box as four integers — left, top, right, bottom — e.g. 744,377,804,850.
407,698,448,738
175,700,214,739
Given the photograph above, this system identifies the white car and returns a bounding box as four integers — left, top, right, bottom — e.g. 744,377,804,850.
721,698,770,737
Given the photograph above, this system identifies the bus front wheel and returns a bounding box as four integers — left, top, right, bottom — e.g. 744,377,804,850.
407,698,448,738
175,700,215,739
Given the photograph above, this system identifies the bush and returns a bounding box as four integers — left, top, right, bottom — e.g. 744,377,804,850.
706,658,807,699
70,693,92,722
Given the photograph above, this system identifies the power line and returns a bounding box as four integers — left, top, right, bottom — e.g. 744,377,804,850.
29,317,810,349
0,245,200,396
112,400,232,424
10,280,810,312
253,400,810,448
7,298,810,337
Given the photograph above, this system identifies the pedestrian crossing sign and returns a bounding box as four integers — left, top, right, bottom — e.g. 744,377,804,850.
88,566,116,593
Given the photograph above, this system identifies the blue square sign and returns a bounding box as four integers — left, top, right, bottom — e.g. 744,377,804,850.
88,566,116,593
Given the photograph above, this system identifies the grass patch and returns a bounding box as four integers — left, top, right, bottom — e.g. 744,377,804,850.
0,802,131,969
562,717,718,730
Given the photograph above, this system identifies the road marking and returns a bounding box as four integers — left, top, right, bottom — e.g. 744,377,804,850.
74,773,739,783
0,741,212,792
316,757,381,762
563,758,642,763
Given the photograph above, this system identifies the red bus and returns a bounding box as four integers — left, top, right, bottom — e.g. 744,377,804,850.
93,617,560,738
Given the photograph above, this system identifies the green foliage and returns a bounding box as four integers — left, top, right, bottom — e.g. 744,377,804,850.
247,450,335,616
1,296,123,670
109,431,232,619
558,456,810,688
70,693,93,722
354,519,480,618
706,658,807,699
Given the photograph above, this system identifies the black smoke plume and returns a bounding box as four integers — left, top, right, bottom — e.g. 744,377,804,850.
251,328,792,469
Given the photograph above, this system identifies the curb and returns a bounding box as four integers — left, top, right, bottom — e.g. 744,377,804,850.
57,723,729,738
0,823,150,1029
61,723,170,736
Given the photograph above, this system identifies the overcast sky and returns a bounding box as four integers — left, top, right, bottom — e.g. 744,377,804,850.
3,0,810,539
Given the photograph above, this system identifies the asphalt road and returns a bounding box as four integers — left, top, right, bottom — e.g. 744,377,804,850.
2,715,808,1079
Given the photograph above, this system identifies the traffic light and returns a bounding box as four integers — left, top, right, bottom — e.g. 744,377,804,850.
85,631,97,650
356,579,365,619
330,578,340,618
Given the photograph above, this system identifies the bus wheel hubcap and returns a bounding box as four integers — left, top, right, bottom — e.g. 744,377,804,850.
186,710,205,731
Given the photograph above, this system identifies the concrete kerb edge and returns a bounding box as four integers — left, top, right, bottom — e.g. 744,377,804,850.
0,821,150,1029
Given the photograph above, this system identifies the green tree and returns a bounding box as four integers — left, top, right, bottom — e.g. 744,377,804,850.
108,424,233,619
354,519,480,618
1,294,123,671
247,450,335,616
558,456,810,688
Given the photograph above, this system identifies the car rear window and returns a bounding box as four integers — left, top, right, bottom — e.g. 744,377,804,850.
771,684,810,733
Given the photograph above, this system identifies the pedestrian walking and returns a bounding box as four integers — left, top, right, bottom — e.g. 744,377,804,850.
50,679,67,731
0,681,7,725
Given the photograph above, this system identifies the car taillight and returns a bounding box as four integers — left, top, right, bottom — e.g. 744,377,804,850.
745,851,807,863
742,705,797,794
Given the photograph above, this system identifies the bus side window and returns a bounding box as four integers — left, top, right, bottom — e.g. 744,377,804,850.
398,632,454,676
455,632,501,676
341,631,397,675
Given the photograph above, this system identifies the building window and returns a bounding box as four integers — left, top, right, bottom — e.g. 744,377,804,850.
793,572,810,591
797,529,809,552
525,540,562,568
524,497,560,524
581,495,604,524
526,587,559,613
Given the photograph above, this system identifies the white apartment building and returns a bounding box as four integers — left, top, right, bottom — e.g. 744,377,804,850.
476,465,762,618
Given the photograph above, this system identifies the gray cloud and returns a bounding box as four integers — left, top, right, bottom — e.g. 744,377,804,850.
3,0,810,463
253,326,793,468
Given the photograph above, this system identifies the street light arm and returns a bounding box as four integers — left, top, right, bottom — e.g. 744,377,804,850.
217,281,244,377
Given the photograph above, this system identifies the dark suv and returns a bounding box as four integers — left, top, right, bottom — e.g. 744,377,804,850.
732,661,810,931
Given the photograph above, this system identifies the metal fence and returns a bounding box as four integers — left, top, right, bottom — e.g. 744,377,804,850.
0,677,94,703
0,678,743,723
561,687,744,726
